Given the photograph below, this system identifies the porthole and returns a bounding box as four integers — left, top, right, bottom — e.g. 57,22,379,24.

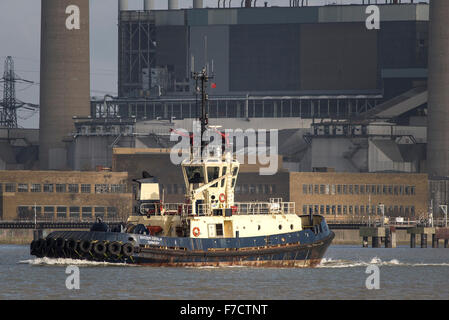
258,225,261,230
290,224,294,230
278,225,282,230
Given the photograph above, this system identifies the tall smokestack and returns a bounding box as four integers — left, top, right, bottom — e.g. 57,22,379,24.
168,0,179,9
144,0,156,10
193,0,204,8
39,0,90,170
427,0,449,178
119,0,128,11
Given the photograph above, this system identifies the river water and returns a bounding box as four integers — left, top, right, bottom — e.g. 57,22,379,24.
1,244,448,300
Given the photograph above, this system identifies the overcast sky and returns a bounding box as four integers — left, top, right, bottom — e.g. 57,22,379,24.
0,0,422,128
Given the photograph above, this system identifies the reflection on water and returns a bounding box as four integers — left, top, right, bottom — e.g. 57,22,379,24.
1,245,449,300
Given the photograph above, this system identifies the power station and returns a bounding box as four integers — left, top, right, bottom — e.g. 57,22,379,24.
0,0,448,221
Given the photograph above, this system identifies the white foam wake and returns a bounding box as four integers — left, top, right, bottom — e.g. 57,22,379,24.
318,257,449,268
19,257,134,267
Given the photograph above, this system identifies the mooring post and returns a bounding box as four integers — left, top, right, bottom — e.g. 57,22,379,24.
410,233,416,248
372,236,380,248
362,236,368,248
432,234,439,248
421,233,427,248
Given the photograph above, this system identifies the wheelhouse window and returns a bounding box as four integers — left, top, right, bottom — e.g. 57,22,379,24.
207,166,220,187
185,166,205,184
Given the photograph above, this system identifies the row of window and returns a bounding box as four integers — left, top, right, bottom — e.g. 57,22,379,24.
302,204,416,216
159,184,278,195
302,184,416,196
236,184,277,195
17,206,118,219
0,183,127,194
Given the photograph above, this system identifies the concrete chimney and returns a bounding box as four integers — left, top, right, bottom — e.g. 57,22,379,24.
427,0,449,177
168,0,179,9
39,0,90,170
193,0,204,8
144,0,156,10
119,0,128,11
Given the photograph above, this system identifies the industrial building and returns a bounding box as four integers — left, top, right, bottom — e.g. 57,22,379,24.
0,170,132,221
0,0,447,221
111,147,429,220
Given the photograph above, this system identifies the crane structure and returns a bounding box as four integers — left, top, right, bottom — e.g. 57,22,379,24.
0,56,39,128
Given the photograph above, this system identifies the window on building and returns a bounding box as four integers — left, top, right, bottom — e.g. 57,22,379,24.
95,207,105,218
411,206,415,216
337,185,342,194
349,206,353,215
343,185,347,194
0,183,2,192
320,205,324,214
303,184,308,194
18,206,32,220
249,184,256,194
56,184,66,193
343,205,347,215
394,186,399,195
173,184,179,194
303,205,308,214
331,184,336,195
337,205,342,215
107,207,118,218
383,185,387,194
411,186,416,195
320,185,325,195
399,185,404,195
44,206,55,219
166,184,172,194
95,184,109,193
326,205,330,215
18,184,28,192
377,185,382,194
371,185,376,195
349,185,353,194
68,184,79,193
5,183,16,192
82,207,92,219
308,184,313,194
331,205,336,215
31,184,41,193
388,185,393,195
81,184,91,193
314,185,319,194
235,185,241,194
354,185,359,194
360,205,365,215
243,184,248,193
57,206,67,218
270,185,276,194
314,205,319,214
44,184,54,193
69,207,80,219
360,185,365,195
257,184,263,194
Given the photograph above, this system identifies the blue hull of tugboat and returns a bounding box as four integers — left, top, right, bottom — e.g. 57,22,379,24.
31,218,334,268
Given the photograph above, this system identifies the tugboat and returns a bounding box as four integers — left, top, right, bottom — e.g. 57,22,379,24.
30,68,334,267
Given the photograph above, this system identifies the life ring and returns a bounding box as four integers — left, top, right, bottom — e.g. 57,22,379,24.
219,193,226,203
192,227,200,237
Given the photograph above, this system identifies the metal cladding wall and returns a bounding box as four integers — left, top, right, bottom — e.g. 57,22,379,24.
190,26,229,93
299,23,378,91
427,0,449,177
40,0,90,170
229,24,301,92
155,26,188,83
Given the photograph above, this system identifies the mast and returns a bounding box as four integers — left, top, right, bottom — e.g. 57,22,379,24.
192,68,213,157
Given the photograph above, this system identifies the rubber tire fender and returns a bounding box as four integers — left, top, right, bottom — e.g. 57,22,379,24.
93,241,107,256
122,243,134,257
108,241,122,256
79,240,92,253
